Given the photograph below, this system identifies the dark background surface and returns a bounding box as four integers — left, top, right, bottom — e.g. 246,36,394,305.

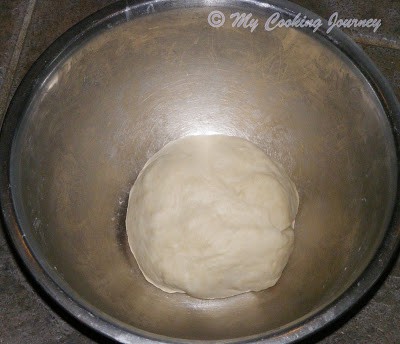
0,1,399,343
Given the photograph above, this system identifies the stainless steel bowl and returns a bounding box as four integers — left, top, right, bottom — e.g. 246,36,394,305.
1,0,400,343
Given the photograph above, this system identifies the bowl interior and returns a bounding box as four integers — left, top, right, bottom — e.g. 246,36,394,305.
10,3,397,341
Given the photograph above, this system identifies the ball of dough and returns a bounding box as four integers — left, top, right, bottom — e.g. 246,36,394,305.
126,135,299,299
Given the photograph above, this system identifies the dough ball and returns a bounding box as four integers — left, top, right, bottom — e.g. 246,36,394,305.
126,135,299,299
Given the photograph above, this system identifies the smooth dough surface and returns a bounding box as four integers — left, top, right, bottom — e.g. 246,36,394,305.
126,135,299,299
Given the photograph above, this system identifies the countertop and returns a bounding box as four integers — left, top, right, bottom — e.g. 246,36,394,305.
0,0,399,343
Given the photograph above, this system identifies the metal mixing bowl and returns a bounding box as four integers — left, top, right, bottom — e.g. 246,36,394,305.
1,0,400,343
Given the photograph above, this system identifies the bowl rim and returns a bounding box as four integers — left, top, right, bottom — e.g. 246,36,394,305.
1,0,400,343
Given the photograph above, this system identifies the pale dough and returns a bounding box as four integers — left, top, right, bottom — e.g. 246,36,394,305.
126,135,299,299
